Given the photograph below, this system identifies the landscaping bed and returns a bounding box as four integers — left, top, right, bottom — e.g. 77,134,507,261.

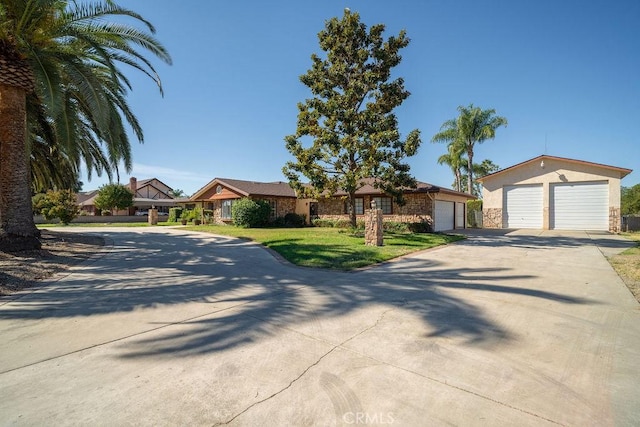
609,232,640,302
0,230,105,296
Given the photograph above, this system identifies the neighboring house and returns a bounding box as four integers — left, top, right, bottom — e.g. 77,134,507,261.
315,178,475,231
79,177,178,215
478,155,633,232
189,178,300,223
188,177,475,231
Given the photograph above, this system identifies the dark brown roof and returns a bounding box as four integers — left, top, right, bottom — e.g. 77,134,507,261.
330,178,475,198
191,176,474,200
76,190,98,204
478,155,633,182
191,178,296,200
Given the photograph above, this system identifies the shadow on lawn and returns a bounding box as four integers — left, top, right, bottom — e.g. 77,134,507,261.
0,229,594,357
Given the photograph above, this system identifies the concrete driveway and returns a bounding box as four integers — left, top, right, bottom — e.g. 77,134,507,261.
0,228,638,426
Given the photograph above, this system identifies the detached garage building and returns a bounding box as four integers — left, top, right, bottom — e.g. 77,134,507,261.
478,155,632,232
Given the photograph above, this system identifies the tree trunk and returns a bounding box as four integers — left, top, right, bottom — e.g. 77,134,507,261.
467,148,474,195
348,192,357,228
0,83,40,252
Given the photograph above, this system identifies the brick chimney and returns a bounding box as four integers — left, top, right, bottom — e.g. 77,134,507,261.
129,177,137,195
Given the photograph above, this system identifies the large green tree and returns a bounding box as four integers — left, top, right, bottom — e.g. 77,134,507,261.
94,183,133,215
0,0,170,251
621,184,640,215
432,104,507,195
283,9,421,227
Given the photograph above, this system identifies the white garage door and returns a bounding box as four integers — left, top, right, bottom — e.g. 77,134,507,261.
455,202,465,229
435,200,454,231
551,181,608,230
504,185,543,229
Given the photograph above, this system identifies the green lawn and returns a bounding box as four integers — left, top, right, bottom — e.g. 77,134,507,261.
184,225,463,270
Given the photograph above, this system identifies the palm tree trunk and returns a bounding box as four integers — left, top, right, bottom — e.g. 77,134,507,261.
0,83,40,252
467,148,474,195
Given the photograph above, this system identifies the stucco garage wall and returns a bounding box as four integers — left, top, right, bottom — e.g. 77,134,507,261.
481,157,624,231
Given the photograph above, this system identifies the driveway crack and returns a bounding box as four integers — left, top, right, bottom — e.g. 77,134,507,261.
214,306,398,426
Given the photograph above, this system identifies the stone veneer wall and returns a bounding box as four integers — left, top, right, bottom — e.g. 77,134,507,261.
316,193,434,225
609,207,621,233
483,208,502,229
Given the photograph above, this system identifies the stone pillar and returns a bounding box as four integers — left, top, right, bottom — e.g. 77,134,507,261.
365,207,383,247
148,208,158,226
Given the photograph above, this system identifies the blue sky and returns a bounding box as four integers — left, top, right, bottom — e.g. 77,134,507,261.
81,0,639,195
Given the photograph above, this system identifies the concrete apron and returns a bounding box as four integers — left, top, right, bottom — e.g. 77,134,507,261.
0,227,638,426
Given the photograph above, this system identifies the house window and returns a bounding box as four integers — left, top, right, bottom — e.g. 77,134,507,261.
206,202,214,210
221,200,234,220
344,198,364,215
268,199,277,219
354,198,364,215
372,197,392,214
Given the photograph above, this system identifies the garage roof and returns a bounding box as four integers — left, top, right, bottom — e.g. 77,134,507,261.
477,155,633,182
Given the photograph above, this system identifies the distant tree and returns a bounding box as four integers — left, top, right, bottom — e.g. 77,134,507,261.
94,184,134,215
437,142,465,192
36,190,80,225
432,105,507,195
283,9,421,227
169,189,187,198
459,159,500,197
621,184,640,215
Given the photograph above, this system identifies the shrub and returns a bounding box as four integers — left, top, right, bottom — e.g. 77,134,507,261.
203,209,214,224
407,221,431,233
31,193,47,215
284,212,305,227
334,219,352,228
168,207,183,223
312,218,335,227
192,207,202,223
35,190,80,224
232,198,271,228
382,221,410,233
271,216,286,227
180,209,192,221
467,199,483,228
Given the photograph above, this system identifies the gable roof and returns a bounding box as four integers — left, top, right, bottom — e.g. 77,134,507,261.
329,178,475,198
477,155,633,182
191,178,296,200
191,176,474,201
134,178,173,191
127,178,175,200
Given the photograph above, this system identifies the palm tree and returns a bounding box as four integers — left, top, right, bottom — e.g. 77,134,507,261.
459,159,500,197
436,141,465,192
0,1,171,251
432,104,507,195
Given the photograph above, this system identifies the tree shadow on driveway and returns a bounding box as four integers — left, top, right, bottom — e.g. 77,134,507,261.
0,229,594,357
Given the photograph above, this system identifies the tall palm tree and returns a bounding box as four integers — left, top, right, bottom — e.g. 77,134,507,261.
432,104,507,195
460,158,500,197
0,1,171,251
436,140,465,192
